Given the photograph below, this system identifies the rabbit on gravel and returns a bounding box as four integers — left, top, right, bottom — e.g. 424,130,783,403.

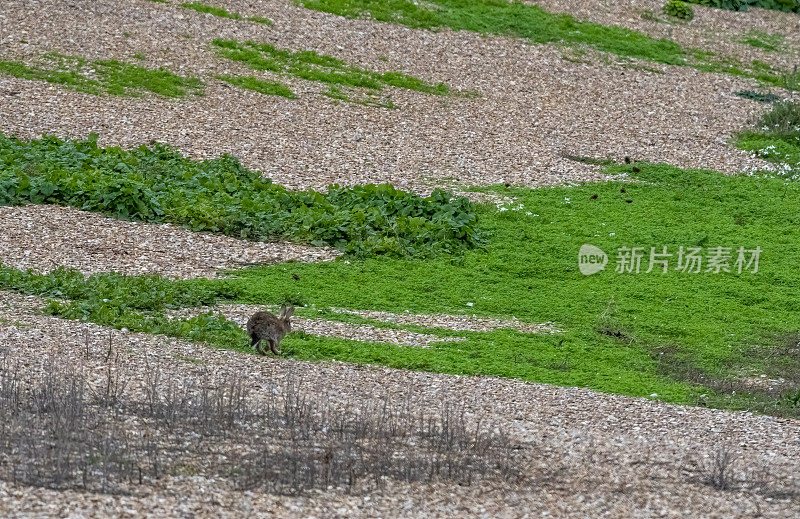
246,304,294,355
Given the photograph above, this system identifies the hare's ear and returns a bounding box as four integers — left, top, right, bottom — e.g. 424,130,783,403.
284,305,295,319
279,304,288,318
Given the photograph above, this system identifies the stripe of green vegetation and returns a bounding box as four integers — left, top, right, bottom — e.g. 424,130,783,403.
182,1,242,19
182,0,273,23
93,59,204,97
0,59,102,94
211,39,450,95
299,0,686,65
298,0,800,90
0,55,203,98
217,75,296,98
247,16,274,25
0,133,481,258
0,264,240,311
739,30,785,52
0,262,251,350
230,161,800,418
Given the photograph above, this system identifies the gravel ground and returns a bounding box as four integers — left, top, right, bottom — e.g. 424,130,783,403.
1,290,799,517
0,0,783,194
333,307,561,333
0,204,338,278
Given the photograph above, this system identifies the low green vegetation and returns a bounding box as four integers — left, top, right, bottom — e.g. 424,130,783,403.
298,0,800,90
0,264,247,349
182,1,273,24
300,0,687,65
3,123,800,417
0,53,203,98
211,39,450,103
737,100,800,179
3,153,800,417
663,0,695,20
217,74,296,98
739,30,785,52
690,50,797,90
734,90,780,103
0,133,481,258
232,161,800,417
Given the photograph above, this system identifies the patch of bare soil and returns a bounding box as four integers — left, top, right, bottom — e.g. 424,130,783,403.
0,205,338,278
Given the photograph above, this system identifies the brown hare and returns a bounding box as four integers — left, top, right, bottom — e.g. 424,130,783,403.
246,305,294,355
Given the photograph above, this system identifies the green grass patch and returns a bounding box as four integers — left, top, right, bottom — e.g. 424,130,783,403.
739,30,785,52
182,1,274,24
211,39,451,103
690,50,797,90
217,74,296,98
229,162,800,417
297,0,800,90
0,53,203,98
183,1,244,19
0,133,481,258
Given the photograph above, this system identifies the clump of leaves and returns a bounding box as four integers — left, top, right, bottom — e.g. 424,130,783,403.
756,100,800,136
0,133,482,258
663,0,695,19
734,90,780,103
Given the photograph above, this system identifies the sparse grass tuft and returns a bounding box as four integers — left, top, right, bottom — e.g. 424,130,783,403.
211,39,450,103
217,74,296,98
181,1,275,24
739,30,785,52
0,53,203,98
734,90,780,103
182,1,243,19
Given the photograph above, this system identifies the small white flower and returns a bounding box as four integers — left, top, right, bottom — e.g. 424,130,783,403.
466,302,474,307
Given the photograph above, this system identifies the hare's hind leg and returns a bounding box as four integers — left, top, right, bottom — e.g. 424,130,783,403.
250,335,265,355
269,339,280,355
